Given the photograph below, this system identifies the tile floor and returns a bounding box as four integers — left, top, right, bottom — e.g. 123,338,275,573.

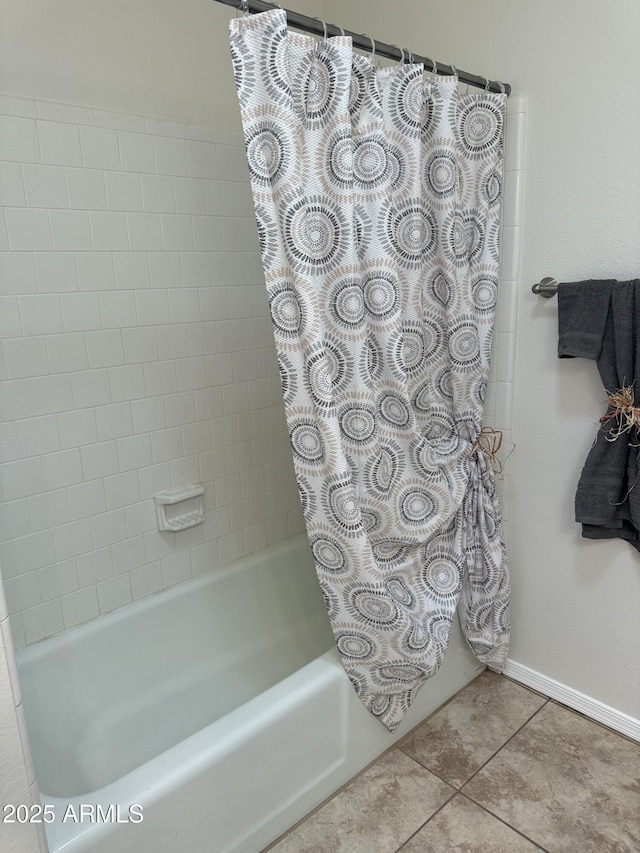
267,671,640,853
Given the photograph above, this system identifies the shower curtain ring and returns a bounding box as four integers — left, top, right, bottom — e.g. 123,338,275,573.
497,81,506,93
431,58,438,75
312,17,328,40
450,63,458,80
360,33,375,61
336,23,345,37
390,44,405,64
483,76,491,91
239,0,249,15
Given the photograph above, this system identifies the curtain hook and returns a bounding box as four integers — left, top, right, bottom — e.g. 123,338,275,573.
483,76,491,92
497,81,506,94
431,58,438,75
407,50,415,64
360,33,375,61
390,44,405,64
335,23,345,37
312,17,328,41
239,0,249,15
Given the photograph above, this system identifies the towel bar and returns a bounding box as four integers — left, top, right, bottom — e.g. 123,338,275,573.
531,277,559,297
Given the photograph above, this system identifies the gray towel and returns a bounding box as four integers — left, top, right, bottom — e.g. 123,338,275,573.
557,279,640,550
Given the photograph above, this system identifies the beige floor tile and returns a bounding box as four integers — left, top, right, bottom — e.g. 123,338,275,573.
463,701,640,853
269,749,454,853
398,671,547,787
400,794,542,852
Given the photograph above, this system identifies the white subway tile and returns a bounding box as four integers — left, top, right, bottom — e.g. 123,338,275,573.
118,131,155,173
0,296,22,338
60,586,99,628
169,455,199,488
181,421,211,456
147,251,181,290
143,530,176,563
103,471,140,510
113,252,151,289
233,182,254,217
140,174,175,213
99,290,137,328
226,442,252,475
216,319,245,352
236,252,264,286
175,356,206,391
67,479,106,521
36,101,93,125
174,178,206,215
0,94,36,117
190,540,217,575
122,326,158,364
90,211,129,250
50,209,93,250
0,253,37,294
41,448,83,491
26,489,70,533
97,573,132,613
165,391,195,427
0,211,8,252
95,401,133,441
199,288,228,322
495,332,516,383
57,408,98,449
4,572,42,614
168,288,200,323
242,521,266,555
205,180,236,216
138,462,170,500
247,378,274,408
4,209,52,250
108,364,145,402
22,599,64,644
130,561,163,599
80,440,119,480
124,500,156,537
161,551,191,587
22,164,69,208
75,252,115,291
39,559,79,601
3,336,49,379
195,387,224,421
7,613,26,649
94,109,145,133
65,167,107,210
181,252,211,288
142,360,176,397
216,145,249,182
91,508,127,548
71,368,111,408
46,332,88,372
199,447,227,482
37,121,81,166
0,115,41,162
17,414,60,457
203,506,230,540
186,140,218,179
131,397,166,434
495,381,514,431
194,217,223,252
502,169,524,229
6,529,55,576
135,289,170,326
0,422,20,465
227,288,258,324
204,354,233,387
116,434,152,472
147,118,190,139
126,213,163,251
79,125,120,170
153,136,188,176
105,171,143,211
243,318,272,349
60,291,102,331
236,410,261,442
76,546,113,586
150,427,183,463
209,414,238,449
232,350,258,382
111,535,146,573
160,214,194,250
157,324,189,359
217,530,243,566
187,322,218,356
192,127,232,144
19,294,63,335
85,329,125,369
53,519,93,561
34,252,78,293
29,374,74,416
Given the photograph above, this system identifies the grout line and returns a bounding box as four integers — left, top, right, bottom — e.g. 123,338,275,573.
457,792,551,852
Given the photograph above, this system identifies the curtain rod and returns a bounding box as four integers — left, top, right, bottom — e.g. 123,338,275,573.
214,0,511,96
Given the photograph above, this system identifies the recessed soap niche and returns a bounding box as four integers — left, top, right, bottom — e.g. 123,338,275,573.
154,485,205,532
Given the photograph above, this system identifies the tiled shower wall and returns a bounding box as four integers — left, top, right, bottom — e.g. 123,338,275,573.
0,94,303,649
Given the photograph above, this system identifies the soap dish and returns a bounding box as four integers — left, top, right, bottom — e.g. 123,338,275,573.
154,484,205,532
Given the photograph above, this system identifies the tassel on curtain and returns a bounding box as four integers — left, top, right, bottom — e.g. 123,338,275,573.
229,9,510,731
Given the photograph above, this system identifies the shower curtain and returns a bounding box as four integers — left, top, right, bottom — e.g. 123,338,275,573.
230,8,510,731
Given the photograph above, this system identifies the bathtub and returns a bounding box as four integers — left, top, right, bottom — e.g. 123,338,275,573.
17,534,482,853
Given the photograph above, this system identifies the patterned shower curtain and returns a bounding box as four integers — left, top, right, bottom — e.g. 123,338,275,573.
230,9,510,731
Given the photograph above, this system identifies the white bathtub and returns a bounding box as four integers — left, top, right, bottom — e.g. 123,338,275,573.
17,535,482,853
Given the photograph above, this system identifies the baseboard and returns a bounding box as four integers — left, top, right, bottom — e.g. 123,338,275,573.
504,659,640,743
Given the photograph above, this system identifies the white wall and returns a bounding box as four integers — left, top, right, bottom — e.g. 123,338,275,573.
0,0,324,129
324,0,640,720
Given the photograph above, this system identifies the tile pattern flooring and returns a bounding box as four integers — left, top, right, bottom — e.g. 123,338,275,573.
267,672,640,852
